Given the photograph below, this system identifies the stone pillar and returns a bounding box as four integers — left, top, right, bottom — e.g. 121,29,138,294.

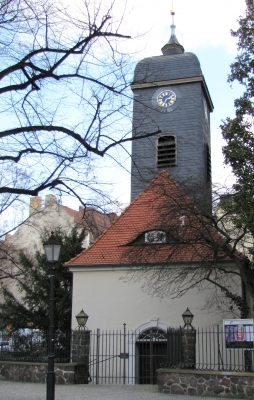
181,328,196,369
72,329,91,384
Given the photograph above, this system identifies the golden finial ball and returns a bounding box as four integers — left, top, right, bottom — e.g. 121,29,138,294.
170,9,175,15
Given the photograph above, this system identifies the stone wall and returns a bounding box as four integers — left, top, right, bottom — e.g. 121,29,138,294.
0,361,76,384
157,369,254,398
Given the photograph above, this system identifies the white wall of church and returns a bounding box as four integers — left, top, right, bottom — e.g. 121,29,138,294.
71,266,229,332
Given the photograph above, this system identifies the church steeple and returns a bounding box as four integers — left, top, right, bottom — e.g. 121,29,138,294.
130,5,213,214
161,9,184,55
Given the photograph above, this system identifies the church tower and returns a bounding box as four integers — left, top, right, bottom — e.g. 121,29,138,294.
130,10,213,212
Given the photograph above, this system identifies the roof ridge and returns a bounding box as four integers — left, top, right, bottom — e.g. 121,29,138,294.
60,204,78,216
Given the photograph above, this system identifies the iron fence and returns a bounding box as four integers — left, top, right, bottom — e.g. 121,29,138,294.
88,325,167,384
88,325,254,384
162,326,254,373
0,324,254,384
0,329,71,363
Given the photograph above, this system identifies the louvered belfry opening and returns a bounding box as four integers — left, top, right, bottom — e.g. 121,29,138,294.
157,135,176,168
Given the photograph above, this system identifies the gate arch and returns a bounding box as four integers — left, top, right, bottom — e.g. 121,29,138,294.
128,319,169,384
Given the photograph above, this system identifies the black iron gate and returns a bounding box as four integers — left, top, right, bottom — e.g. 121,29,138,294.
136,328,168,384
88,325,169,384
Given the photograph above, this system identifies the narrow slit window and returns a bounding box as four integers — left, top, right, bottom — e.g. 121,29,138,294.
157,135,176,168
206,144,211,182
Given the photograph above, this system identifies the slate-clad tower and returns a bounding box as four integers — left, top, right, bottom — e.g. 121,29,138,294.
130,10,213,212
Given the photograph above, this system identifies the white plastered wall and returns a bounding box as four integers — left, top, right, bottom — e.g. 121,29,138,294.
70,264,241,383
70,265,229,332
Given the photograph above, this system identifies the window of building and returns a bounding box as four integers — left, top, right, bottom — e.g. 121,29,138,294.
144,230,166,244
129,229,180,245
157,135,176,168
205,144,211,182
203,99,208,121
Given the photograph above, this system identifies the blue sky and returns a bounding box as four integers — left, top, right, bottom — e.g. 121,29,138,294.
2,0,248,230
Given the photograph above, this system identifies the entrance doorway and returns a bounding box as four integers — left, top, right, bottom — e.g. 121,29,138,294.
136,328,167,384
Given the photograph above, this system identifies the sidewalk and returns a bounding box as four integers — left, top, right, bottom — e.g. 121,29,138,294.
0,381,241,400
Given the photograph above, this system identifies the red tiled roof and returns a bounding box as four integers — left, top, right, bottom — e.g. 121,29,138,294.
66,171,235,267
61,205,116,242
61,205,77,218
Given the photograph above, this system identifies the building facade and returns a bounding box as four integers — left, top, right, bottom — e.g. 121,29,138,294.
0,194,116,301
66,13,241,383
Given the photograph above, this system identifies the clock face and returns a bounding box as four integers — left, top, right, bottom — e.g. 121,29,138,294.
157,90,176,108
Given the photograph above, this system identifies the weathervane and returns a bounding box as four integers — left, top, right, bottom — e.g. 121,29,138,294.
170,0,176,38
171,8,175,25
171,0,175,20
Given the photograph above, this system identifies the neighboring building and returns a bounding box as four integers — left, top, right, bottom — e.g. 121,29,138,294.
0,194,116,293
5,194,116,255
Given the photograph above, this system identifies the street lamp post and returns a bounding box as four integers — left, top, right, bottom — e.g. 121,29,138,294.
44,232,61,400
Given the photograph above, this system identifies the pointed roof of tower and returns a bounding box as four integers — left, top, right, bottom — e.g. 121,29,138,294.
131,6,213,112
66,171,235,267
161,9,184,56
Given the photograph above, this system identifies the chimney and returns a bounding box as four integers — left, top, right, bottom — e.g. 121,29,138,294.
5,234,11,243
29,197,42,215
45,194,58,207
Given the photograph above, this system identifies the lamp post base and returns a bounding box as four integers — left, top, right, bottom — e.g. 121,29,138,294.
47,371,55,400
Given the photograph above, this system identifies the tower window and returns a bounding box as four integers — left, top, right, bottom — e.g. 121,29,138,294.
157,135,176,168
203,99,208,121
205,144,211,182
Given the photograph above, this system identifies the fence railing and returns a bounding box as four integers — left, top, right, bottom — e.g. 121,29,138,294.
0,325,254,384
0,329,71,363
162,326,254,373
88,326,168,384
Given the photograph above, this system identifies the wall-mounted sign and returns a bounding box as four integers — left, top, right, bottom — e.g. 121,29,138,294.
223,319,254,349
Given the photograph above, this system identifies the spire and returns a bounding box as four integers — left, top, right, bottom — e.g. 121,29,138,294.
161,8,184,56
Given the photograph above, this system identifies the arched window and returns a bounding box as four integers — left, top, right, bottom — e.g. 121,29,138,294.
137,328,167,341
157,135,176,168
